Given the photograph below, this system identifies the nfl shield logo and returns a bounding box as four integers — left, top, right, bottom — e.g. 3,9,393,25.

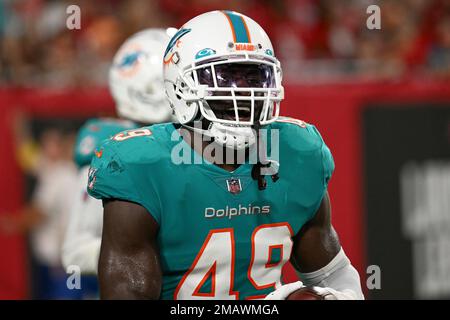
226,178,242,195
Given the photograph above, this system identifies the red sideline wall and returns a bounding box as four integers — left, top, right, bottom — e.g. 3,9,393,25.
1,82,449,299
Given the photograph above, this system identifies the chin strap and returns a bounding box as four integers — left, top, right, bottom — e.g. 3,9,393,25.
251,122,279,190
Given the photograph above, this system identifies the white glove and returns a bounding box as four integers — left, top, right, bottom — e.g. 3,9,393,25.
264,281,304,300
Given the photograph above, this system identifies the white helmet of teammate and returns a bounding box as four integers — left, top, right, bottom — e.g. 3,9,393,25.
110,28,175,124
163,11,284,150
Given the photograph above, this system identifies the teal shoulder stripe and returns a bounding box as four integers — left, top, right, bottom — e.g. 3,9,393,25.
223,11,250,43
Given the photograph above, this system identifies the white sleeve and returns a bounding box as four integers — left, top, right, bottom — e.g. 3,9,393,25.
298,248,365,300
62,166,103,274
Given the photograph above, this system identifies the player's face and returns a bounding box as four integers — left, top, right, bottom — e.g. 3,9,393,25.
197,62,275,122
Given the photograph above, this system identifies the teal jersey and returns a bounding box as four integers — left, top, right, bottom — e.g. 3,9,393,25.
73,118,138,168
88,118,334,300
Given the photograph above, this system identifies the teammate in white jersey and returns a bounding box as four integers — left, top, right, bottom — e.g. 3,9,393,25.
62,28,173,274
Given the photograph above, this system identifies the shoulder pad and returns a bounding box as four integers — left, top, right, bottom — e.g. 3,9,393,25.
73,118,137,168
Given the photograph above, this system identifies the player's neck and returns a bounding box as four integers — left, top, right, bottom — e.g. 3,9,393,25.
178,128,244,172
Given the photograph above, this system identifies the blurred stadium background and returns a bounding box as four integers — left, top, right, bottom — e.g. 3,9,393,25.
0,0,449,299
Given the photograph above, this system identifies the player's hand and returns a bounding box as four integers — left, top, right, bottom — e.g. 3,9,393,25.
264,281,305,300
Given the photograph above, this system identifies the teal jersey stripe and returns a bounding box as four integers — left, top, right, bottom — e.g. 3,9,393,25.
223,11,250,43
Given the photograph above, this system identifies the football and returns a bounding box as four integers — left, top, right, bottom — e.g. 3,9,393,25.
286,287,325,300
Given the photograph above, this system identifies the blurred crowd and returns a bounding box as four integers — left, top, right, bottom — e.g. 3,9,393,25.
0,114,85,298
1,0,450,86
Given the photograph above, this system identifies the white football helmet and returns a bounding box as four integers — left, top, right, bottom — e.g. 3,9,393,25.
163,11,284,150
109,28,174,124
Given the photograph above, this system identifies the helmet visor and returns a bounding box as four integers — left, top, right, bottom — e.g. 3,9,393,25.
197,63,275,88
187,58,282,125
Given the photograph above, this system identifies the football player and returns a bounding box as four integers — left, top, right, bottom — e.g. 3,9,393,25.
88,11,364,300
61,29,173,275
